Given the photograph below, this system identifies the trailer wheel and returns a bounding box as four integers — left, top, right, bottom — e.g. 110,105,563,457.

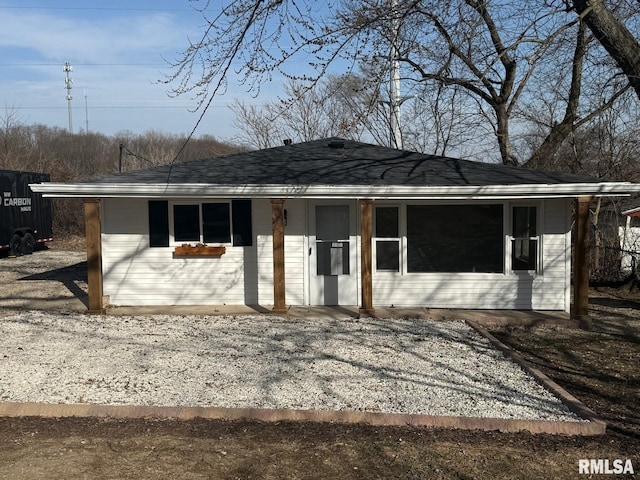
22,233,35,255
9,234,22,256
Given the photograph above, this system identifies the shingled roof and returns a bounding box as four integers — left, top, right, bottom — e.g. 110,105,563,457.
32,138,640,199
86,138,597,187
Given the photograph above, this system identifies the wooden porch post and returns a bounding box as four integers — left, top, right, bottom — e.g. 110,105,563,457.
572,196,592,329
271,199,287,313
83,198,105,314
359,199,375,316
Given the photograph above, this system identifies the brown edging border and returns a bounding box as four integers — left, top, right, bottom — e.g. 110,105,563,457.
0,397,603,437
466,320,606,435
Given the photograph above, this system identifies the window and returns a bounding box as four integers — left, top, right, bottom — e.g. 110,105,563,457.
231,199,253,246
511,206,538,271
375,206,400,272
158,200,252,247
174,202,231,244
202,203,231,243
407,204,504,273
174,204,202,242
316,205,350,275
148,200,169,247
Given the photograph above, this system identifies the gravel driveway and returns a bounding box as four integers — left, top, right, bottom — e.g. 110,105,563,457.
0,250,581,421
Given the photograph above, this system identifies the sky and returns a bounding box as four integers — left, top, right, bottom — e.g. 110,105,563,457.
0,1,289,141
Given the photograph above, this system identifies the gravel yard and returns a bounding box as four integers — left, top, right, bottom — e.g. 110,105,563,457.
0,310,581,421
0,250,582,422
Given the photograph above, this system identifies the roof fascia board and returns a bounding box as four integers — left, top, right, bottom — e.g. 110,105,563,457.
622,207,640,216
30,182,640,199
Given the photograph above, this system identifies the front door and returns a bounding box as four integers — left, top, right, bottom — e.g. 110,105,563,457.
309,202,358,305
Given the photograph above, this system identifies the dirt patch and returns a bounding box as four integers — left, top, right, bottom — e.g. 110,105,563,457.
0,249,87,315
0,415,636,479
491,290,640,442
0,252,638,478
46,234,86,253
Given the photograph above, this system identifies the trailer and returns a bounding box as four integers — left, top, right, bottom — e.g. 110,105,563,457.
0,170,53,256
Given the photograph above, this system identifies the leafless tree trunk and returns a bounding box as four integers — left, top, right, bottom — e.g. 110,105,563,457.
571,0,640,100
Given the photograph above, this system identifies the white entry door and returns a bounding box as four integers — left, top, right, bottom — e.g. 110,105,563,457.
309,202,358,305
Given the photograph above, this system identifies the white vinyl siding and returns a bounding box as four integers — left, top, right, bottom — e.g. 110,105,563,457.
538,198,572,311
101,197,572,311
255,199,305,305
101,198,305,306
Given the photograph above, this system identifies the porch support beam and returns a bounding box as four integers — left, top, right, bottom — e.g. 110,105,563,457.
83,198,105,314
271,199,287,314
572,196,592,329
359,199,375,316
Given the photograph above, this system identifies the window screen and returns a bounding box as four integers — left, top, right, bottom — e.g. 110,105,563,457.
376,207,399,238
173,204,200,242
376,240,400,271
375,207,400,272
512,206,537,271
407,204,504,273
202,203,231,243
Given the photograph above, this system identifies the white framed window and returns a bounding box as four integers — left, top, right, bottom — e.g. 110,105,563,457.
370,202,543,276
510,204,541,273
165,199,253,247
375,205,401,272
172,202,231,244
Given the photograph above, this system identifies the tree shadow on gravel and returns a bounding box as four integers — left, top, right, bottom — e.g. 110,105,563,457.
18,261,88,308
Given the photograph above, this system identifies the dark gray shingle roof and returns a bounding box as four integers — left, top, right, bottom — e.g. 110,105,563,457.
88,138,598,187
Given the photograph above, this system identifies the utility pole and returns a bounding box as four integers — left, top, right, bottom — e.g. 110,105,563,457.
63,61,73,133
84,89,89,133
389,0,402,150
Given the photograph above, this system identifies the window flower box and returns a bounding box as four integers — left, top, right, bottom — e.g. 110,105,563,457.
174,244,226,256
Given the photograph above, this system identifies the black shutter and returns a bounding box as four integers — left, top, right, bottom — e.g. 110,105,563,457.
148,201,169,247
232,199,253,246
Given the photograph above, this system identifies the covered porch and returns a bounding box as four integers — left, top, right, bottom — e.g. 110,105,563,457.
83,195,592,328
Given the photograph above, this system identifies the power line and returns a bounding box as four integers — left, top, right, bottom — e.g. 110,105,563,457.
0,63,166,67
10,104,263,110
0,6,193,12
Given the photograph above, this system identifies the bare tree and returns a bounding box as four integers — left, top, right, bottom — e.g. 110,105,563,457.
0,123,241,236
236,72,483,157
231,76,381,147
231,101,282,149
166,0,634,167
0,107,28,170
519,93,640,278
570,0,640,100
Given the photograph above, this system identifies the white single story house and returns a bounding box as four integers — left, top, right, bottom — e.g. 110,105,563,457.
31,138,640,324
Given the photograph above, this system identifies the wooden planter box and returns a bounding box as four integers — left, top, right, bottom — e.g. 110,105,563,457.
174,244,226,256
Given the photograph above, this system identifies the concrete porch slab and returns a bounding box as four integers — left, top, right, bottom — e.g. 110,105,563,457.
106,304,577,328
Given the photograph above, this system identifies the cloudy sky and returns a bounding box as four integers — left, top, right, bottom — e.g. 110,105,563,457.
0,1,288,140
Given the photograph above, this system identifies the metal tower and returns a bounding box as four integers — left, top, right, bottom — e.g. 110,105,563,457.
63,61,73,133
